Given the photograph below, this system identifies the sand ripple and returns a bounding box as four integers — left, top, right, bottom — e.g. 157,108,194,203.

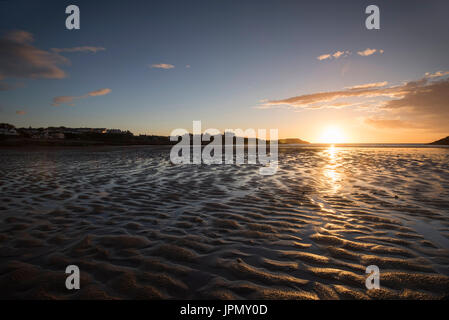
0,146,449,299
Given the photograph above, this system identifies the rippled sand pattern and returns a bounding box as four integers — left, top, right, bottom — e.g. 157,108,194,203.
1,146,449,299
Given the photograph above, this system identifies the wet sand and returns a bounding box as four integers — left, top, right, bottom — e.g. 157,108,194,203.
0,146,449,299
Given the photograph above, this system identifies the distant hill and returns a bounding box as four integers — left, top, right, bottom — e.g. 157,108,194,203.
429,136,449,145
278,138,310,144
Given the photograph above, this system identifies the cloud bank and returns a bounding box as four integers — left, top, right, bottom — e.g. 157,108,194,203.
260,71,449,131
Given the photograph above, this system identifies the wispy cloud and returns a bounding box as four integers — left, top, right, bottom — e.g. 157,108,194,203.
150,63,175,69
332,51,346,58
51,46,106,54
88,88,111,96
52,88,111,107
317,48,384,61
52,96,76,107
4,30,34,43
317,54,332,61
425,70,449,78
345,81,388,90
317,50,351,61
260,85,402,109
357,48,384,56
0,30,68,80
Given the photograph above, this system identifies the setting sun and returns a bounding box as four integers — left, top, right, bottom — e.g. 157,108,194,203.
319,126,346,144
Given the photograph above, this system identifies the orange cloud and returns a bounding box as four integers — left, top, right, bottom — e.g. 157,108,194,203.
262,85,404,109
317,54,331,61
346,81,388,90
150,63,175,69
424,71,449,78
260,72,449,132
357,48,384,56
365,118,416,129
317,50,351,61
88,88,111,96
52,88,111,106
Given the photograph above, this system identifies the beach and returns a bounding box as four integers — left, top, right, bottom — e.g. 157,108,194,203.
0,145,448,299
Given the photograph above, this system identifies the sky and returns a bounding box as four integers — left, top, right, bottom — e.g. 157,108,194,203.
1,0,449,143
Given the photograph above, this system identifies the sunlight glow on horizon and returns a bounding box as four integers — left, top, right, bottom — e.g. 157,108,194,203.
318,126,347,144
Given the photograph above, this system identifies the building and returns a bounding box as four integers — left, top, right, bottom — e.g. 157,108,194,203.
106,129,122,134
0,128,18,136
0,124,19,136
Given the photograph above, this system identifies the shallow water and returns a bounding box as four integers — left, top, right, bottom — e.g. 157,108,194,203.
0,145,449,299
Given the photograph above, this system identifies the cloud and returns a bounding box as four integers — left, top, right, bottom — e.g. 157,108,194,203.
364,118,416,129
317,48,383,61
52,96,76,107
317,54,332,61
326,102,360,109
260,71,449,132
4,30,34,43
0,81,25,91
261,85,403,109
383,78,449,117
0,30,69,80
317,51,351,61
424,70,449,78
357,48,384,56
88,88,111,96
51,46,106,54
346,81,388,90
332,51,345,58
52,88,111,106
150,63,175,69
16,110,26,115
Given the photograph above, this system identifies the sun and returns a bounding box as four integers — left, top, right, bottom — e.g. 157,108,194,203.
319,126,346,144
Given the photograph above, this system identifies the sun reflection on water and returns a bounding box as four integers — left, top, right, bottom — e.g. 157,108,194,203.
323,145,342,193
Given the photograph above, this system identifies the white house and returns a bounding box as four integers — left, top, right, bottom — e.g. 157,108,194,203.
0,128,19,136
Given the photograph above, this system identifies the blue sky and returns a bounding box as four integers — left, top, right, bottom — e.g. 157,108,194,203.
1,0,449,142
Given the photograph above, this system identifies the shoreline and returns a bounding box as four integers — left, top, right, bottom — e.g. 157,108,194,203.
1,142,449,149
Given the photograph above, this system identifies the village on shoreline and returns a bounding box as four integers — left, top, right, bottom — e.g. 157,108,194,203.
0,123,311,147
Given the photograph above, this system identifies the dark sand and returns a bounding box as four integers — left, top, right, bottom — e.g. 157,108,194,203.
0,146,449,299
